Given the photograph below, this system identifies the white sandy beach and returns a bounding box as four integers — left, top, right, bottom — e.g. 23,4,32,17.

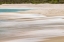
0,4,64,42
0,4,64,9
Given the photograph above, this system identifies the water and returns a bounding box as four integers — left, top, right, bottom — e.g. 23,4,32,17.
0,9,30,13
0,9,64,42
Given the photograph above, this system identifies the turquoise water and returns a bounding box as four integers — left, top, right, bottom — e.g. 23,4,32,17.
0,9,30,13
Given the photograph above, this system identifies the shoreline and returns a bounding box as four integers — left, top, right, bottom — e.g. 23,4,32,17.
0,4,64,42
0,4,64,17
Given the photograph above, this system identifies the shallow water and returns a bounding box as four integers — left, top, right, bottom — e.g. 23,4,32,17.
0,14,64,42
0,19,64,39
0,9,30,13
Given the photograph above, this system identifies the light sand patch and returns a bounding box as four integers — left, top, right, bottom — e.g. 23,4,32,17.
40,36,64,42
19,9,64,17
0,4,64,9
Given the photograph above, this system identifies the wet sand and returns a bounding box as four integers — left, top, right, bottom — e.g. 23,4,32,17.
41,36,64,42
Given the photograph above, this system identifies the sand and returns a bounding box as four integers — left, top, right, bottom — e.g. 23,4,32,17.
0,4,64,9
40,36,64,42
19,9,64,17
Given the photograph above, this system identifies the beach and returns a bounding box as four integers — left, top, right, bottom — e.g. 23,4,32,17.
0,4,64,42
1,4,64,17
